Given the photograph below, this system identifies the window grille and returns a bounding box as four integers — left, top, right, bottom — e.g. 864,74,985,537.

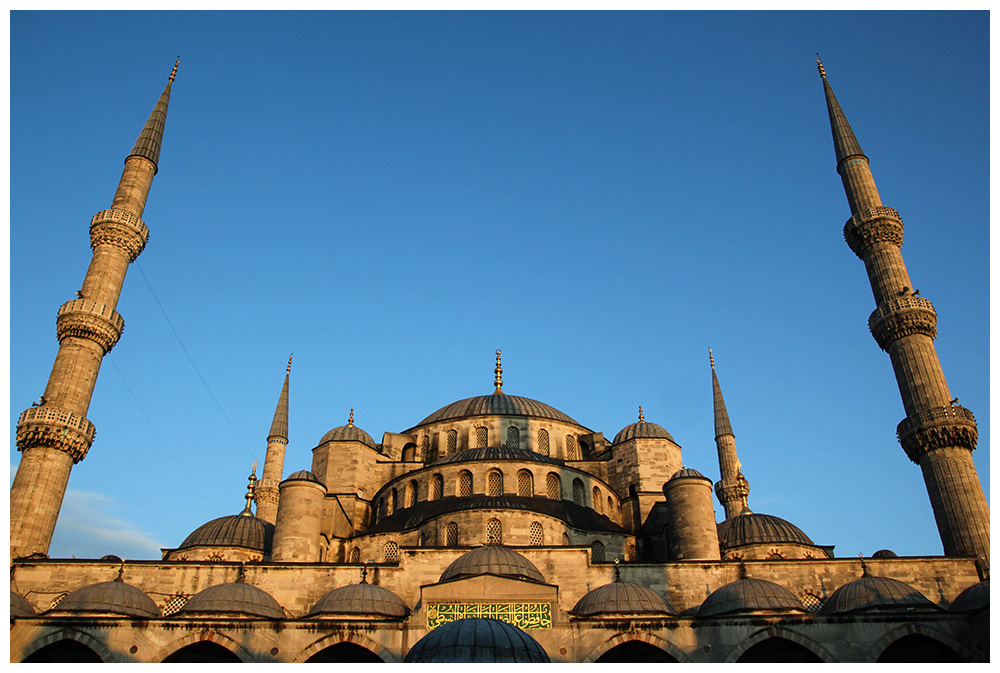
447,429,458,454
405,480,417,508
801,593,824,613
517,470,533,497
476,426,489,448
572,479,585,506
625,544,637,562
486,518,502,545
537,429,549,456
546,473,561,500
49,593,69,610
349,547,360,563
446,522,459,546
383,541,399,563
530,521,543,546
421,436,430,461
487,470,503,496
591,540,605,563
430,474,443,501
506,426,519,448
566,435,578,460
593,487,603,513
459,471,472,497
162,594,189,617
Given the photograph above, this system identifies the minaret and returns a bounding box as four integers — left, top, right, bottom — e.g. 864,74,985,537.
818,58,989,566
710,349,749,519
10,62,178,558
254,355,292,523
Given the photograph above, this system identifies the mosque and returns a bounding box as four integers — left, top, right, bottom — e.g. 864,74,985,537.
9,59,989,662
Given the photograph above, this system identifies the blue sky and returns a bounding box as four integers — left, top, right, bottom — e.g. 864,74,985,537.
9,11,989,561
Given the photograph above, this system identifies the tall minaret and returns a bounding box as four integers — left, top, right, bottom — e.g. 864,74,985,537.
255,355,292,523
818,58,989,566
10,62,179,558
710,349,749,519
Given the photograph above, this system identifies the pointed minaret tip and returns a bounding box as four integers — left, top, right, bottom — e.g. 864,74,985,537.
169,57,180,83
286,353,293,374
816,53,826,78
268,358,291,441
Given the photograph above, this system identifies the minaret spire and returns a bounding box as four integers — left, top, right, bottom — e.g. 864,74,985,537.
821,62,989,568
11,66,176,558
709,349,749,519
255,355,292,524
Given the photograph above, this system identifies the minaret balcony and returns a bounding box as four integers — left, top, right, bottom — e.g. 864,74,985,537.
868,295,937,351
844,206,904,258
16,406,96,463
897,405,978,462
56,298,125,354
90,208,149,261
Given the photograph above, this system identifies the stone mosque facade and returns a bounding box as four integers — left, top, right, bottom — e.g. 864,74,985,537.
9,60,990,663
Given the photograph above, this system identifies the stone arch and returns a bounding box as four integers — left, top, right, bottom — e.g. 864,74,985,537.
867,623,973,663
401,442,417,461
150,630,252,663
294,631,400,663
18,627,114,663
583,631,691,663
724,625,835,663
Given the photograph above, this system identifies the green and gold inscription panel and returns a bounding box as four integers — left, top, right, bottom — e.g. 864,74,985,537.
427,602,552,629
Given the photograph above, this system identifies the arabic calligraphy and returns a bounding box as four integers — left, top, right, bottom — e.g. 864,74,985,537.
426,602,552,629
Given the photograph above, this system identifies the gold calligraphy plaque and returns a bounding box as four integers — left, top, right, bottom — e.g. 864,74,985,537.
426,602,551,629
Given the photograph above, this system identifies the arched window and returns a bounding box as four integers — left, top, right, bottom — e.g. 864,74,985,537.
537,429,549,456
506,426,519,448
607,496,615,521
388,488,398,515
487,469,503,496
447,429,458,454
530,521,543,546
49,593,69,610
591,540,605,563
546,473,562,500
349,547,361,563
565,434,579,460
404,480,417,508
476,426,489,448
593,486,603,513
517,470,533,497
625,544,637,562
486,518,502,545
421,436,430,461
383,541,399,563
459,470,472,497
446,522,459,546
402,443,416,461
572,478,585,506
430,474,444,501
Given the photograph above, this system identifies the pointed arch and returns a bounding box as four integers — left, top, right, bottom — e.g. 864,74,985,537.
724,625,835,663
150,630,251,663
18,628,115,663
537,428,550,455
294,631,400,663
583,631,692,663
867,623,975,663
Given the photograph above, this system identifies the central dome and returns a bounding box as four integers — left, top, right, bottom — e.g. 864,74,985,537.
411,393,584,429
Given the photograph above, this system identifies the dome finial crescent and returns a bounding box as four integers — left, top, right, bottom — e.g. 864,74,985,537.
638,405,644,422
816,53,826,78
348,408,355,427
169,58,180,83
493,349,504,394
242,464,257,515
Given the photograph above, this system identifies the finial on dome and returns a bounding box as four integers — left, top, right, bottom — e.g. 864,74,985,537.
237,561,246,584
286,353,293,374
348,409,355,427
116,558,126,582
859,552,869,576
816,53,826,79
169,58,180,83
739,558,748,579
493,349,504,394
614,556,621,582
242,464,258,515
638,406,645,422
709,347,715,369
361,566,368,584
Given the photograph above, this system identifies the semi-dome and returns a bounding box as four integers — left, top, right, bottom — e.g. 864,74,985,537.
428,445,560,467
178,512,274,552
614,420,675,444
283,469,324,485
820,575,935,614
717,512,814,548
571,580,674,616
439,546,545,584
950,579,989,613
404,617,550,662
319,422,376,448
411,393,584,429
180,582,284,619
698,578,805,617
50,578,160,618
308,582,409,618
11,591,36,618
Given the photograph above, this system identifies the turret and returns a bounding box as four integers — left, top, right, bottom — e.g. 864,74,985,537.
710,349,750,519
662,468,721,560
272,470,327,562
10,62,178,559
819,58,989,567
255,355,292,523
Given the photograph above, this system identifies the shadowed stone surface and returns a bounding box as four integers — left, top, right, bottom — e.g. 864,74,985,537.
404,617,550,662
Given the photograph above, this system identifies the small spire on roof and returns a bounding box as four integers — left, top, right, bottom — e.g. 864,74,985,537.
493,349,504,394
241,463,258,515
816,53,826,79
348,409,355,427
739,559,748,579
709,346,715,369
859,553,869,577
287,353,293,373
116,558,126,582
169,57,180,83
237,562,246,584
614,556,621,582
361,566,368,584
638,406,645,422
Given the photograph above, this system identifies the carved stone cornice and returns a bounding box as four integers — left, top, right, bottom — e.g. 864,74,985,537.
844,206,903,258
254,483,280,505
56,299,125,353
16,406,96,463
714,479,750,504
868,296,937,351
897,405,978,463
90,208,149,262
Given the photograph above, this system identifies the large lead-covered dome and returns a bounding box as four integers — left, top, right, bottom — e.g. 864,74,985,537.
308,582,410,618
699,578,805,617
179,513,274,552
571,581,675,616
717,512,814,548
439,546,545,583
404,617,550,662
51,578,160,618
412,393,584,429
180,582,284,618
820,574,935,614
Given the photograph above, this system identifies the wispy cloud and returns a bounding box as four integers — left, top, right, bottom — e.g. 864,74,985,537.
48,490,164,560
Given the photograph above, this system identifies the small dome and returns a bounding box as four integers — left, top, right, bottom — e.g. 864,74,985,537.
950,579,989,613
614,420,675,444
180,582,284,619
571,581,675,616
319,423,376,448
440,546,545,584
699,578,805,617
717,512,814,548
51,579,160,618
308,582,409,618
11,591,36,618
412,394,583,429
872,549,898,558
404,617,550,662
178,513,274,552
820,575,935,614
669,467,709,481
283,470,325,486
